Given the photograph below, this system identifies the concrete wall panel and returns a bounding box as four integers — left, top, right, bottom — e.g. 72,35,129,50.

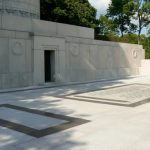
25,40,33,72
9,39,26,73
140,60,150,76
33,20,57,36
0,38,9,74
65,39,144,83
2,15,32,31
33,50,44,85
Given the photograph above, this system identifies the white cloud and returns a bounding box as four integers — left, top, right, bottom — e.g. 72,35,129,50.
89,0,111,17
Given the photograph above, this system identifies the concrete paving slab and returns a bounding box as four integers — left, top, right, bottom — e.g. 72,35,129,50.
0,127,34,148
0,77,150,149
0,107,68,130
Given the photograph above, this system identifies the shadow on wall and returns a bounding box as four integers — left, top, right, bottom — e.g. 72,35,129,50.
66,39,144,83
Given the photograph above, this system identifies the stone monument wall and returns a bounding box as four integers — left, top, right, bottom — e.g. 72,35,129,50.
0,0,39,89
0,30,33,89
32,20,144,85
65,38,144,82
0,0,145,89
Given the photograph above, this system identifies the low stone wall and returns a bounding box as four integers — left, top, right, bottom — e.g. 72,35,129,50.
140,60,150,76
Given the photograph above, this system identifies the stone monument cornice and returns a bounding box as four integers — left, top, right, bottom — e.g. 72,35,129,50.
0,0,40,19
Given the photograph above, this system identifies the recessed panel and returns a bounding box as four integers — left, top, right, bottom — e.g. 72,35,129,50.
0,107,67,130
0,104,89,138
64,84,150,107
76,84,150,102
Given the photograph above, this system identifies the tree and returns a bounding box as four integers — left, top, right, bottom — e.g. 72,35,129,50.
107,0,136,37
148,28,150,36
140,34,150,58
40,0,97,28
99,15,118,35
131,0,150,43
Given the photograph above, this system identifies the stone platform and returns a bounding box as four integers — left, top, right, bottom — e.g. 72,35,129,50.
0,76,150,150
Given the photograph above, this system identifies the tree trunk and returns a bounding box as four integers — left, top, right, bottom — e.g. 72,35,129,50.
138,27,141,44
121,31,124,37
138,17,142,44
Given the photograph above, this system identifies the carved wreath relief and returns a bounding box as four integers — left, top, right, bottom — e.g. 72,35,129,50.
12,41,24,56
70,44,79,56
132,49,138,59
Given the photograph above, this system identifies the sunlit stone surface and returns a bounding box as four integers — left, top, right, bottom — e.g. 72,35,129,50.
70,84,150,104
0,0,146,90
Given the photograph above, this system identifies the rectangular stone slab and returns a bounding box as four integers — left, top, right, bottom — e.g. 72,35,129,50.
63,84,150,107
0,107,68,130
76,84,150,102
0,104,89,138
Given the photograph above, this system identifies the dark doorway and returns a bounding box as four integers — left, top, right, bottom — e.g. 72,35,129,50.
44,50,55,82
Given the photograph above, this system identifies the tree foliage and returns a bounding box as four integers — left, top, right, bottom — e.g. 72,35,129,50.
106,0,150,38
106,0,136,37
40,0,97,28
99,15,118,35
131,0,150,43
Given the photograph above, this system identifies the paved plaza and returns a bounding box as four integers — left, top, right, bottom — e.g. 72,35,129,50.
1,76,150,150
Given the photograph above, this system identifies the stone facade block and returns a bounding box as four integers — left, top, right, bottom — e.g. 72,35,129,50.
0,38,9,74
9,39,26,73
0,0,40,19
1,15,32,31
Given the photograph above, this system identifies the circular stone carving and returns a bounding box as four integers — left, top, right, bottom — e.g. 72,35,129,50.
70,44,79,56
12,42,24,56
132,49,138,59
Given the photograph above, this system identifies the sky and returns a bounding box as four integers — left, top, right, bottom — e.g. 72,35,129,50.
88,0,111,18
